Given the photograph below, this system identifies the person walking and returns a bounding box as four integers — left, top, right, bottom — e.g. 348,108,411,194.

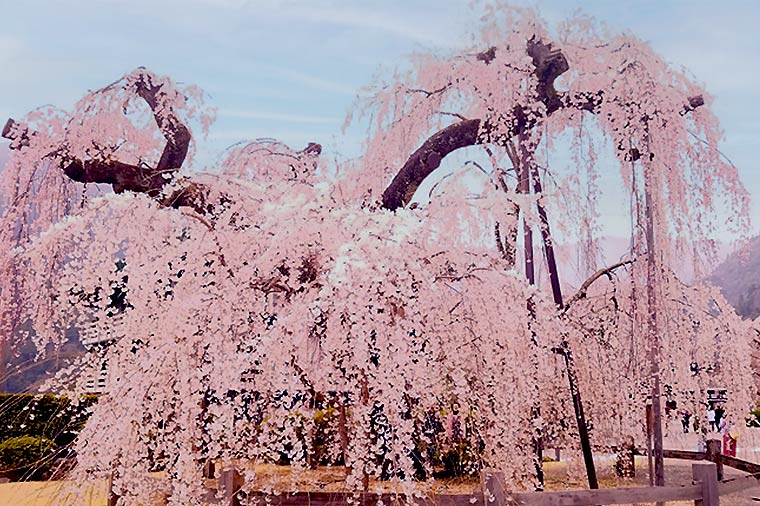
681,410,691,433
707,406,717,432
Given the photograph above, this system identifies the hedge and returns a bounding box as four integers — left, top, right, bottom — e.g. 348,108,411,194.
0,393,97,448
0,435,56,479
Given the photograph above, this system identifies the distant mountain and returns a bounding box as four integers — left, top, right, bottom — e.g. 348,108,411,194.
711,236,760,320
552,236,731,291
1,327,85,393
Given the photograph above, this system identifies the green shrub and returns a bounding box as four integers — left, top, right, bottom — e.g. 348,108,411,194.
0,393,97,447
0,435,55,479
312,407,341,466
748,408,760,427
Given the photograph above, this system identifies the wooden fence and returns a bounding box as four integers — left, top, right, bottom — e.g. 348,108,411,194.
211,460,756,506
107,444,760,506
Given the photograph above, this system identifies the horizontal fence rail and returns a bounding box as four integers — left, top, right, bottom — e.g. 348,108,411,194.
108,447,760,506
229,492,485,506
512,483,703,506
214,460,757,506
720,455,760,475
635,446,708,460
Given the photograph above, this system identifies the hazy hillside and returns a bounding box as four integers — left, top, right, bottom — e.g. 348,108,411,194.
711,236,760,320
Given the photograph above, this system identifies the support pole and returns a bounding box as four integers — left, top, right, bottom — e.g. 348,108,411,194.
221,467,242,506
516,137,544,490
556,343,599,489
643,136,665,486
646,403,654,486
530,162,598,490
107,472,119,506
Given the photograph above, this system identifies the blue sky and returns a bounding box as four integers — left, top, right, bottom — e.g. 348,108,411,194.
1,0,758,238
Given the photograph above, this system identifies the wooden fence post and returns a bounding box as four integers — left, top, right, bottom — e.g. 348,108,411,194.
202,459,215,479
646,404,654,485
221,467,243,506
615,436,636,478
706,439,723,480
481,468,508,506
692,461,719,506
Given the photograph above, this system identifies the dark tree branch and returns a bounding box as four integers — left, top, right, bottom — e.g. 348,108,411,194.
526,37,570,113
2,118,34,148
4,83,325,215
564,258,634,310
4,117,205,212
61,156,168,196
4,105,321,216
382,40,575,210
381,39,702,210
382,119,481,208
131,74,192,172
4,76,191,197
2,73,200,208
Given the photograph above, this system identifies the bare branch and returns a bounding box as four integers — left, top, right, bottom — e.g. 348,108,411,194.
182,210,214,231
564,259,634,310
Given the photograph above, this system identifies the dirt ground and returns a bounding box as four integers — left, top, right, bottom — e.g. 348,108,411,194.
0,478,109,506
616,457,760,506
1,457,758,505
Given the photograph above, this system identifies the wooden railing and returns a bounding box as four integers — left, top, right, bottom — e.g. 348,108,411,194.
635,438,755,481
212,460,756,506
106,444,760,505
500,463,717,506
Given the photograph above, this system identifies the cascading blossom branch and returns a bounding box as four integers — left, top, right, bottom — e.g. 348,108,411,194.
0,68,215,351
561,266,755,450
18,175,562,503
0,4,755,506
351,6,749,268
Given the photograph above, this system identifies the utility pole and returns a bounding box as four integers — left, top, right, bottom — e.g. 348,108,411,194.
642,134,665,486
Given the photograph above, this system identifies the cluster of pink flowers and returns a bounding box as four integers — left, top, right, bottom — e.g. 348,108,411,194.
0,6,754,505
